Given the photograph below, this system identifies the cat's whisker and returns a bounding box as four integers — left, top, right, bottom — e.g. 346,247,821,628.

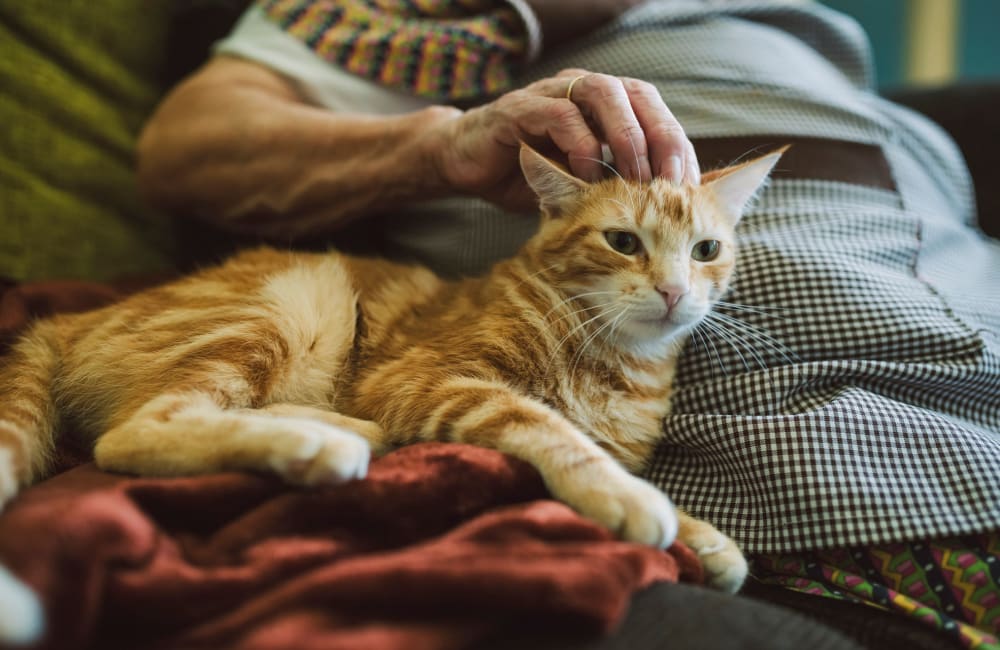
601,305,631,353
696,325,729,376
607,306,631,351
698,308,799,373
569,304,628,378
707,314,783,368
714,301,791,319
696,319,757,371
723,286,800,314
511,262,562,291
545,303,622,374
551,311,617,378
534,293,620,353
715,321,764,370
709,311,794,351
603,197,630,211
623,137,644,213
540,291,620,324
575,155,624,183
706,312,799,365
575,155,640,211
534,300,616,356
724,146,776,168
629,138,641,184
544,301,616,331
689,327,726,376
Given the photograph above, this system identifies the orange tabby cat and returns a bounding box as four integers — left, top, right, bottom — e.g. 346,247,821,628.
0,145,784,593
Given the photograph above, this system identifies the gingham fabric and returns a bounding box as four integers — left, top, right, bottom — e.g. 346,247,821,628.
218,1,1000,554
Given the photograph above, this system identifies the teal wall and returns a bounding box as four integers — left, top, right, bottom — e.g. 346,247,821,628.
960,0,1000,81
821,0,906,87
821,0,1000,88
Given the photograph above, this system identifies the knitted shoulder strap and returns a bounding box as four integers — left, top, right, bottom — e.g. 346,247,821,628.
257,0,532,100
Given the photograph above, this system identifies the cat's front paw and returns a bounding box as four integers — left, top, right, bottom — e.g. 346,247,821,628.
677,514,747,593
553,467,678,548
266,419,371,487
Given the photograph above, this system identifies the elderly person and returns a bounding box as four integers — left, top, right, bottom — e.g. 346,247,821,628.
138,1,1000,648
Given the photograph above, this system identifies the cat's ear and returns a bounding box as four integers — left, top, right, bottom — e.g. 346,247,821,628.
519,143,587,217
703,146,788,225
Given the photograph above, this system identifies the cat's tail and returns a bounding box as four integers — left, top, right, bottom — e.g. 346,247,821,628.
0,319,61,511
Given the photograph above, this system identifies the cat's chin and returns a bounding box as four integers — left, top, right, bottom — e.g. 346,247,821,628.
631,307,705,335
613,318,695,355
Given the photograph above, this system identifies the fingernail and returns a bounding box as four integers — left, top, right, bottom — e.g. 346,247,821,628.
667,155,683,183
638,154,652,182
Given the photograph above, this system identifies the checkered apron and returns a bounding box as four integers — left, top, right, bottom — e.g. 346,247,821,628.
376,1,1000,555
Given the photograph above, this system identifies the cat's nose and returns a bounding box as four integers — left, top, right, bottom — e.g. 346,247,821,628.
656,284,689,309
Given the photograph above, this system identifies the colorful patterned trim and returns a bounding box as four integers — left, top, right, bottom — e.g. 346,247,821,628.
752,534,1000,650
256,0,529,100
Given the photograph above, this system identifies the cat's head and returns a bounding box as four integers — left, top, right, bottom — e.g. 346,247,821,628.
519,143,785,355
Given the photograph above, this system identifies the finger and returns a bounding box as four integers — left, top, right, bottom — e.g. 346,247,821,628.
490,87,605,182
514,95,605,182
565,73,652,182
555,67,591,79
683,137,700,184
620,77,699,183
523,77,618,181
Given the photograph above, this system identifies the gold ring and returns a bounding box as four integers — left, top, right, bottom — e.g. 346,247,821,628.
565,74,586,101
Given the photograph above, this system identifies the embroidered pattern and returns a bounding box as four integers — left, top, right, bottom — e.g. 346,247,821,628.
257,0,528,99
753,535,1000,649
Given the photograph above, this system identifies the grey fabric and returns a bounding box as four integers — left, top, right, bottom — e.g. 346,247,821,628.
379,1,1000,553
482,582,863,650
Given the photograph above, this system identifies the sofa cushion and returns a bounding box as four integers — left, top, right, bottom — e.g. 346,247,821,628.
0,2,175,281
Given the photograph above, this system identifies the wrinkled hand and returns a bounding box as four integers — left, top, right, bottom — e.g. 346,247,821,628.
424,70,700,211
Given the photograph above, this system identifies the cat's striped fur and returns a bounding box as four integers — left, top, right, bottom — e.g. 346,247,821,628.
0,146,784,620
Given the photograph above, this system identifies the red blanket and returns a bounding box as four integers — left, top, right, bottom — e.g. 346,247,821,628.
0,278,702,650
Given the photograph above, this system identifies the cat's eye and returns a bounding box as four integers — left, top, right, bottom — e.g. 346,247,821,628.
692,240,721,261
605,231,642,255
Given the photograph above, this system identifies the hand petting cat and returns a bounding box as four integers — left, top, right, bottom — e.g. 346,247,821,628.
137,60,698,238
426,68,701,213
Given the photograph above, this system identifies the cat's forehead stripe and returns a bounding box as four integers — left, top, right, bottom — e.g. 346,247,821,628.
635,183,693,241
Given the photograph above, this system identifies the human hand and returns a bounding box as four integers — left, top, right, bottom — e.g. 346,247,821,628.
423,69,700,211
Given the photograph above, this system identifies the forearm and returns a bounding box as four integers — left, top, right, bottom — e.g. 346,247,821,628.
137,57,458,238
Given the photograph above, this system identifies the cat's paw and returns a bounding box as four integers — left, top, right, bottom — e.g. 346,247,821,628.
266,419,370,487
554,467,678,548
678,514,747,593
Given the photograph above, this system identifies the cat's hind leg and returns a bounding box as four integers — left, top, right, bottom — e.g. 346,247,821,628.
676,511,748,593
94,392,370,486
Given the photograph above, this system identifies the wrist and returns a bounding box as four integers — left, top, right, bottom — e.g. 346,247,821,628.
407,104,465,199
